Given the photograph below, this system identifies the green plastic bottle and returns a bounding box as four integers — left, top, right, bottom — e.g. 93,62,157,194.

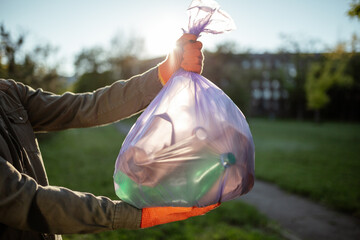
114,151,236,208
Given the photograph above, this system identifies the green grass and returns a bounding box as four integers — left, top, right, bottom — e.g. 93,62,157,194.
249,118,360,217
39,123,285,240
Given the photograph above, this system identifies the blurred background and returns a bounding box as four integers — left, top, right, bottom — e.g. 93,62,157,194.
1,0,359,239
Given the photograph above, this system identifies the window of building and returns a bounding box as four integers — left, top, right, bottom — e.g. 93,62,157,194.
263,88,272,100
242,60,251,69
272,79,280,89
288,64,297,77
252,88,262,99
254,59,263,69
262,80,270,89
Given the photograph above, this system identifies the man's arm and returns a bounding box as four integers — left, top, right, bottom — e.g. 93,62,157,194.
11,67,162,132
0,156,141,234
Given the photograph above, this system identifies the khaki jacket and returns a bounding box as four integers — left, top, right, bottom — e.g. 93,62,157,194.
0,67,163,240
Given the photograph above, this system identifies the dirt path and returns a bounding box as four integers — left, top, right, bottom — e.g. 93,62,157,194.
239,180,360,240
115,122,360,240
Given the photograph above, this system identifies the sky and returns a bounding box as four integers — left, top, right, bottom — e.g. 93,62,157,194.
1,0,359,76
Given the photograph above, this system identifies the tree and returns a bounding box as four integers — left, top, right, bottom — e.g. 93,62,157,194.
73,71,114,93
74,47,107,76
72,32,145,93
0,24,64,93
108,32,144,79
0,24,25,78
305,43,353,122
348,0,360,20
72,46,114,93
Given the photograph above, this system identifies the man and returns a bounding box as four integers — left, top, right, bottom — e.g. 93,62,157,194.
0,34,218,240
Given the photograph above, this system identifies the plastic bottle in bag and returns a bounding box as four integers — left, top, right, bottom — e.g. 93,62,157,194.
115,127,238,207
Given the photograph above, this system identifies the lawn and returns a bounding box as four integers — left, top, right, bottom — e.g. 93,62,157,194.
39,124,285,240
249,118,360,217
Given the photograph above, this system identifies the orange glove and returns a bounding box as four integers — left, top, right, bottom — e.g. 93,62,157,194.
158,33,204,85
140,203,220,228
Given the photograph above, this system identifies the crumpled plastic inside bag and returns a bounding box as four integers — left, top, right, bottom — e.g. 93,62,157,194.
114,0,255,209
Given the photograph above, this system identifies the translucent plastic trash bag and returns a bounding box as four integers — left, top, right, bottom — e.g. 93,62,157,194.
114,0,255,209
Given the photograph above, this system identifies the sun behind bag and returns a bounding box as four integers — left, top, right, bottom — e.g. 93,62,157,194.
114,0,255,209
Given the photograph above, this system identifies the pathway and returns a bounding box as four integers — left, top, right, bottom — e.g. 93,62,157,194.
239,180,360,240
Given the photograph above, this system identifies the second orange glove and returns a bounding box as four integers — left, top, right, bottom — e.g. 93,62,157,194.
140,203,220,228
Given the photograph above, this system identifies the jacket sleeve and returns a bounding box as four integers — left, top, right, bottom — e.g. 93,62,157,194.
0,156,142,233
13,67,163,132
